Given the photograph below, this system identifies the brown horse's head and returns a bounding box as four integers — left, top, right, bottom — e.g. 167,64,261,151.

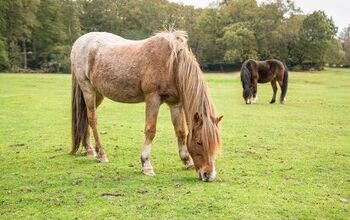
241,60,253,104
187,113,223,182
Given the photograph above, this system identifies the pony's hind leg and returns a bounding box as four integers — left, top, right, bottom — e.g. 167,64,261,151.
277,79,286,104
82,129,96,159
270,79,278,104
82,93,104,159
170,104,194,169
141,93,161,176
80,81,108,163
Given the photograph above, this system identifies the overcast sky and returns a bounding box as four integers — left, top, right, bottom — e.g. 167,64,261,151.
168,0,350,32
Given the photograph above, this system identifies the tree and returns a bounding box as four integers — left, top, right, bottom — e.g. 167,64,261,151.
278,14,306,66
325,39,346,66
62,0,82,45
340,25,350,65
32,0,68,72
0,0,9,70
339,25,350,41
192,8,225,65
219,22,258,62
5,0,40,70
343,38,350,65
299,11,337,68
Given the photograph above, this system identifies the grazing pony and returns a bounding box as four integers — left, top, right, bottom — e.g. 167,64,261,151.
240,59,288,104
70,31,222,181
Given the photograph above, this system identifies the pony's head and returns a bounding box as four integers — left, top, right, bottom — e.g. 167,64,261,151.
163,30,223,181
243,87,252,104
188,113,223,182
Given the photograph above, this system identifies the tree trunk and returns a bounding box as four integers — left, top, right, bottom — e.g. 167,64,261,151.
23,40,27,69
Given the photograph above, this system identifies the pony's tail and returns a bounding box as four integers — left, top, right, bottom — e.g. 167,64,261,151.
71,72,88,154
281,65,289,102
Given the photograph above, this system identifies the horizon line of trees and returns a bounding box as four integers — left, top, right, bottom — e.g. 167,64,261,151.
0,0,349,73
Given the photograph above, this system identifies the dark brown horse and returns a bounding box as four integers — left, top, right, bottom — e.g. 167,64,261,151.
240,59,288,104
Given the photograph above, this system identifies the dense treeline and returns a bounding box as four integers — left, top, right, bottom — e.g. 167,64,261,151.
0,0,349,72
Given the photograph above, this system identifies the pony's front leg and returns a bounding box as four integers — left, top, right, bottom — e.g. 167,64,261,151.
170,104,194,169
141,93,161,176
252,84,258,104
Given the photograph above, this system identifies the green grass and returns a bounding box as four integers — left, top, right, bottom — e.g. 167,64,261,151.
0,69,349,219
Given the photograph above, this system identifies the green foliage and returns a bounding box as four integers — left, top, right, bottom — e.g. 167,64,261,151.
33,0,68,72
193,9,225,64
344,38,350,65
0,37,9,70
220,23,258,62
325,40,347,66
0,0,346,71
299,11,338,67
340,25,350,65
0,70,349,218
278,15,306,66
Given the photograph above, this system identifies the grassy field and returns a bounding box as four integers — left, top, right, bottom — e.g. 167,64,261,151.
0,69,349,219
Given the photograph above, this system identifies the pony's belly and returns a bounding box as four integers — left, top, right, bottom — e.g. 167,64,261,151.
92,76,145,103
258,75,274,83
105,92,145,103
258,78,271,83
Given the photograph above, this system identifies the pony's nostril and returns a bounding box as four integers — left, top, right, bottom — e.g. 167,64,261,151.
203,172,209,179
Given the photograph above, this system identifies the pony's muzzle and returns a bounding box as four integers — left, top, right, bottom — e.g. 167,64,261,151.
199,170,216,182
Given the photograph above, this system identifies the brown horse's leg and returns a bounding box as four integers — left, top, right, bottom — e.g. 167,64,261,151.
82,93,104,159
277,79,285,104
170,104,194,169
252,80,258,104
141,93,161,176
270,79,278,104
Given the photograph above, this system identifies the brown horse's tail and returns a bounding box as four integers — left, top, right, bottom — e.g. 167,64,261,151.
71,72,88,154
281,65,288,101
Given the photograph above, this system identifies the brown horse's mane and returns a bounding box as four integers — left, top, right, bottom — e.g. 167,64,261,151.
155,31,221,157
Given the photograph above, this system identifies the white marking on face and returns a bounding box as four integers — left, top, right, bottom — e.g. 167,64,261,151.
210,165,216,181
246,99,251,104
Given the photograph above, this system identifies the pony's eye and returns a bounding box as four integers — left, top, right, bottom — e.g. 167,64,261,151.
196,141,203,146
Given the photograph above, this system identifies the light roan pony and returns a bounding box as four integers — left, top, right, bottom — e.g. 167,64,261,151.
70,31,222,181
240,59,288,104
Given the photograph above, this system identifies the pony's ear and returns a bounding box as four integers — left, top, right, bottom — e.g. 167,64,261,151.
216,115,223,125
212,115,223,125
194,112,203,126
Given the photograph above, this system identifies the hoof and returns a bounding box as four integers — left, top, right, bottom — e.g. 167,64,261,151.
270,100,276,104
86,149,97,159
99,155,109,163
142,167,155,176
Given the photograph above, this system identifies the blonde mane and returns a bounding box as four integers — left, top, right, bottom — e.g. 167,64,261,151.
156,31,221,157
